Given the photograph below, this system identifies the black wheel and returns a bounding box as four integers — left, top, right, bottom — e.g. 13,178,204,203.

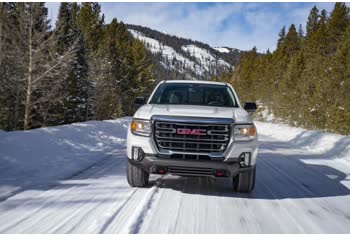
233,166,256,193
127,161,149,187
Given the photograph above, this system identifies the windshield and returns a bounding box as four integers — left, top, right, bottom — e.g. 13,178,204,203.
149,83,238,107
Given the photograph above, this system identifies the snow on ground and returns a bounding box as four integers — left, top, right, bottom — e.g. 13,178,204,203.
182,44,230,71
256,105,275,122
0,118,350,233
214,47,230,53
256,121,350,164
0,118,130,201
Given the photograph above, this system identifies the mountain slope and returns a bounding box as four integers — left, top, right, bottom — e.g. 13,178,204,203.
127,24,241,80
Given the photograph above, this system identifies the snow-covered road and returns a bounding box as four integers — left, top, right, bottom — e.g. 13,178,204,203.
0,119,350,233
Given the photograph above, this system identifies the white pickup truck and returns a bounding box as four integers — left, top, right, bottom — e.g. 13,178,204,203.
126,80,258,192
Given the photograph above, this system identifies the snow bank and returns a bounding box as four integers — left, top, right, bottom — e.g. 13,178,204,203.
255,121,350,163
0,117,131,200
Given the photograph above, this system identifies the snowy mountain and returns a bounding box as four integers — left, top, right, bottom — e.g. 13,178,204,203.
127,24,242,80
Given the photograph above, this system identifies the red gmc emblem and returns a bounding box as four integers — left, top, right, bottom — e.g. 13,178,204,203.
176,128,207,136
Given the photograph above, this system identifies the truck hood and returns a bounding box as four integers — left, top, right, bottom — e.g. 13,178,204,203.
134,104,252,123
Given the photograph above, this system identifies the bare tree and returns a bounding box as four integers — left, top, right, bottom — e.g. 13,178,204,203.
1,3,76,129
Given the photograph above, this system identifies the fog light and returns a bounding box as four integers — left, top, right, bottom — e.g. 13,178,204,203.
132,147,144,161
239,153,251,167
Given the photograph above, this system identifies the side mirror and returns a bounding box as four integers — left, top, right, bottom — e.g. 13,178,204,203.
134,96,147,107
244,102,257,112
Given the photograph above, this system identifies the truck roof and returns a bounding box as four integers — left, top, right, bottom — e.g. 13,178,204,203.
160,80,227,85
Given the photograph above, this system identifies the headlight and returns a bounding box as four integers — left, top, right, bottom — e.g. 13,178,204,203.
233,124,256,141
130,119,151,137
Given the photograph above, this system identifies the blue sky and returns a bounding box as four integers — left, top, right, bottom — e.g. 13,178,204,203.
46,2,339,52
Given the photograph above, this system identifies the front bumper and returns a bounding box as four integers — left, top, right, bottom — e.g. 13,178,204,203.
127,127,258,165
127,116,259,177
128,154,254,177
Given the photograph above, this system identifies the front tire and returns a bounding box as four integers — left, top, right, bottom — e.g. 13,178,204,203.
127,161,149,187
233,166,256,193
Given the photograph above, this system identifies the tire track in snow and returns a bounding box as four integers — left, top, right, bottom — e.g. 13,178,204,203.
118,180,163,234
50,164,132,233
169,179,186,233
97,189,138,234
133,175,188,233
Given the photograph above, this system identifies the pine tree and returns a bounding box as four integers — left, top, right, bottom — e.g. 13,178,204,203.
277,26,286,48
55,3,90,124
279,50,305,124
77,2,105,120
284,24,301,57
327,25,350,133
326,3,349,54
300,9,329,129
313,10,328,54
298,24,304,38
77,3,104,51
55,3,71,53
0,3,29,130
232,46,259,102
94,18,140,119
114,21,135,116
130,38,153,96
298,24,305,47
94,18,121,120
306,6,319,38
0,3,13,129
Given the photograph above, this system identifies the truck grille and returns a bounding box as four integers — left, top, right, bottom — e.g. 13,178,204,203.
154,121,231,154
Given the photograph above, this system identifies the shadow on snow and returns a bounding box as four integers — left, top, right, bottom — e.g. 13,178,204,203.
151,137,350,200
